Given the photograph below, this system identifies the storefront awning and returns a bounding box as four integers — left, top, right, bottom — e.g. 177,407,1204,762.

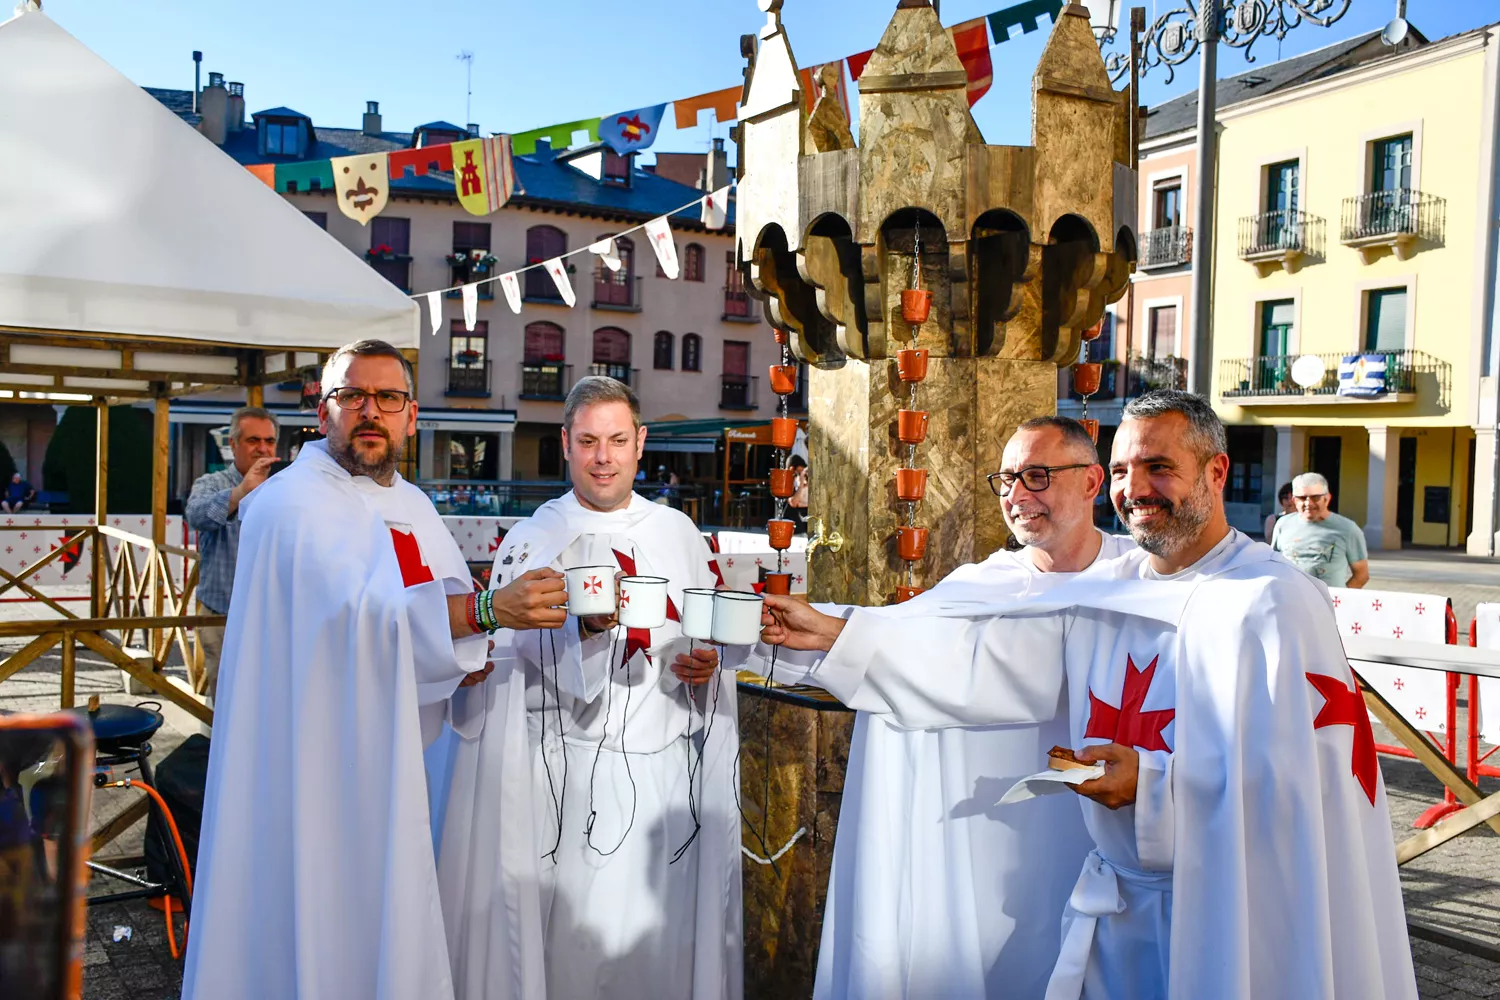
642,417,772,455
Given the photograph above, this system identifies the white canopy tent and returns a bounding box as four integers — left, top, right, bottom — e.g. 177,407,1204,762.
0,8,418,403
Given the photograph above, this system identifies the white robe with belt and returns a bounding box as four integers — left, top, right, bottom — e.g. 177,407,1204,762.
792,530,1417,1000
183,441,486,1000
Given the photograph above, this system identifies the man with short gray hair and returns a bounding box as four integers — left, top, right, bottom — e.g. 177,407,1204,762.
1271,470,1369,588
185,405,280,699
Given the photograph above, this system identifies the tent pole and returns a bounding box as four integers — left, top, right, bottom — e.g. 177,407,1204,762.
151,395,170,659
247,384,264,407
92,400,108,619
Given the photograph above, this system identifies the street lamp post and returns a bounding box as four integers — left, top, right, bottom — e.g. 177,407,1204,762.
1102,0,1351,397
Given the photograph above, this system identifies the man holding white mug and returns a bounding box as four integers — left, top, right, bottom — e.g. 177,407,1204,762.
431,376,741,1000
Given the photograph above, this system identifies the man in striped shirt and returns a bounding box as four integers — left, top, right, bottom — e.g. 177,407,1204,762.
184,406,279,700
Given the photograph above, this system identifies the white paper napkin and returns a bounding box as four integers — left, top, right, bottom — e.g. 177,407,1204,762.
999,764,1105,805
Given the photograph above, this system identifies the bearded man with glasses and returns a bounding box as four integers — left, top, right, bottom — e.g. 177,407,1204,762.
184,340,568,1000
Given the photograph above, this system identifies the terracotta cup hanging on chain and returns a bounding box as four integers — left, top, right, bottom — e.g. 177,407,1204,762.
1072,362,1103,397
769,365,799,395
901,288,932,325
1080,418,1101,443
772,329,789,346
895,468,928,501
897,409,929,444
770,417,799,451
763,572,792,596
767,518,796,550
768,468,796,498
894,585,925,603
896,348,929,383
1082,317,1105,341
897,525,929,561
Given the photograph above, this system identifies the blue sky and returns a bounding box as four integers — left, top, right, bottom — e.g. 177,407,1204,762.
41,0,1500,160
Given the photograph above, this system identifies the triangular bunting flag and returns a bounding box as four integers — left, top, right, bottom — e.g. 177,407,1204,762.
425,292,441,335
702,187,730,230
644,217,679,279
543,258,576,307
499,272,522,314
599,104,667,155
461,283,478,331
846,49,875,81
330,152,390,225
589,238,623,271
452,136,516,216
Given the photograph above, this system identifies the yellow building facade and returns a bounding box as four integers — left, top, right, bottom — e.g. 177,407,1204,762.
1199,26,1499,550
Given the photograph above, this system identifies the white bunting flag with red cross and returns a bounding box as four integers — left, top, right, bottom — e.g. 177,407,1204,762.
499,272,522,314
425,292,441,335
644,216,679,279
461,283,478,331
702,186,730,230
544,258,576,307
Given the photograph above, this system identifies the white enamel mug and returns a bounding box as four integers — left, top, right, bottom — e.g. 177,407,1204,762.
711,590,765,646
564,564,617,617
680,588,717,641
618,575,668,629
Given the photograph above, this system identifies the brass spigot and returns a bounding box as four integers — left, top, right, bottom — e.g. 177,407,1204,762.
805,516,844,557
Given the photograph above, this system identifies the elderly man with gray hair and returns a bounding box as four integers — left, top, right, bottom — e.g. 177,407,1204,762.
184,405,280,700
1270,470,1370,588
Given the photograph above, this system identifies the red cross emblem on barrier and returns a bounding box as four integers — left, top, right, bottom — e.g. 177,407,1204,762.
1414,603,1425,615
1371,599,1383,611
1392,626,1403,639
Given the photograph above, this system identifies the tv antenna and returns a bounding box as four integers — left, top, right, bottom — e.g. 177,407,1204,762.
456,51,474,126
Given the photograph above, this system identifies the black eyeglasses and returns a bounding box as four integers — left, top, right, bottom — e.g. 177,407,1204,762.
987,464,1093,497
325,387,412,413
1293,493,1329,504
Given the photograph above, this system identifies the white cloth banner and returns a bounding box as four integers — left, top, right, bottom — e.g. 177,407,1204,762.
460,283,478,331
1328,586,1450,733
644,216,679,279
1475,603,1500,744
499,272,522,314
543,257,576,306
425,292,441,335
702,186,730,230
588,237,622,271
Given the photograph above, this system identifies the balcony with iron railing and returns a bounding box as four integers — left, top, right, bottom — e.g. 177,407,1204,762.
1238,210,1325,275
588,362,637,387
1341,189,1445,262
520,361,572,400
1138,226,1192,269
445,356,491,397
1218,349,1450,405
1127,354,1187,395
593,275,643,312
719,374,760,411
723,287,759,322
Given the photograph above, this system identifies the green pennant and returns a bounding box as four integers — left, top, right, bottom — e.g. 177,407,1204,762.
274,160,335,194
987,0,1064,43
511,117,603,156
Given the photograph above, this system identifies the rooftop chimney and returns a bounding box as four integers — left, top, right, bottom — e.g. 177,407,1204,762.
363,100,382,137
226,81,245,133
198,72,228,146
192,51,202,113
467,123,480,137
705,136,729,192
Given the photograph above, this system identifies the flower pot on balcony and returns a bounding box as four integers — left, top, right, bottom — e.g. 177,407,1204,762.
770,417,799,451
768,468,796,498
895,468,928,501
767,519,796,550
897,525,929,561
894,585,925,603
897,409,929,444
901,288,932,325
1072,362,1102,396
763,572,792,596
456,351,481,366
896,348,929,383
769,365,799,395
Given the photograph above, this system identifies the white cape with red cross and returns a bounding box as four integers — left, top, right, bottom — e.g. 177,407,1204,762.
432,490,742,1000
758,530,1416,1000
183,440,487,1000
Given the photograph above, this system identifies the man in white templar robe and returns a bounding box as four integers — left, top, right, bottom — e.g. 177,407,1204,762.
764,417,1118,999
434,376,741,1000
761,391,1418,1000
184,341,567,1000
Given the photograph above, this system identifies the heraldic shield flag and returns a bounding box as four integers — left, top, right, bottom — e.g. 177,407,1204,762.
599,104,666,155
452,136,517,217
330,152,390,225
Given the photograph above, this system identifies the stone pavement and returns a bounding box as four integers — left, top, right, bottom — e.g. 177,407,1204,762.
4,552,1500,998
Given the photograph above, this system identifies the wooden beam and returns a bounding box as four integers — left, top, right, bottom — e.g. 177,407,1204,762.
93,406,108,618
0,614,224,638
1396,789,1500,864
0,632,62,685
1360,676,1500,835
247,383,264,407
0,362,240,385
74,631,213,725
89,797,150,854
59,634,75,710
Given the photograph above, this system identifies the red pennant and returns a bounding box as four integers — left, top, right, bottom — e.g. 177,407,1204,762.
846,49,875,81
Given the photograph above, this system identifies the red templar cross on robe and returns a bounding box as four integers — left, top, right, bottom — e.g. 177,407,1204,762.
611,548,679,664
389,527,435,588
1084,655,1175,752
1306,672,1378,805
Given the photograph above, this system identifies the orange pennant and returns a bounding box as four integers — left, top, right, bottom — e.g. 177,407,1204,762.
673,86,740,129
245,163,276,189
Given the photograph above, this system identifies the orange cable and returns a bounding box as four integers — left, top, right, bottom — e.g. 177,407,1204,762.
100,779,193,959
